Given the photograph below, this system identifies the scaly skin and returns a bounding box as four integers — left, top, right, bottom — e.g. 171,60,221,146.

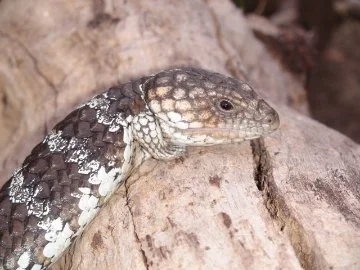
0,68,279,270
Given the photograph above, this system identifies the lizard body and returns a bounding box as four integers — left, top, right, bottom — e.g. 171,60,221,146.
0,68,279,269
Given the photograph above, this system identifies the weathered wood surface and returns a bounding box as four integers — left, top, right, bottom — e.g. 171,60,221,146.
0,0,359,269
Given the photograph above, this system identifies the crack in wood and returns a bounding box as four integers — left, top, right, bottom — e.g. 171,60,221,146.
250,138,325,270
124,177,150,270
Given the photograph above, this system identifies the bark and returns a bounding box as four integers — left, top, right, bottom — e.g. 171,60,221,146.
0,0,359,269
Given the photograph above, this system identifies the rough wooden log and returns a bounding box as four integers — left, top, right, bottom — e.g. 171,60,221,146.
0,0,359,269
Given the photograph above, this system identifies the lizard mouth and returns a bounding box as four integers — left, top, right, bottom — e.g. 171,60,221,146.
183,126,273,135
165,126,267,146
180,127,269,141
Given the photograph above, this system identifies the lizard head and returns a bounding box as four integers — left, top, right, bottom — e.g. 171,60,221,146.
143,68,279,147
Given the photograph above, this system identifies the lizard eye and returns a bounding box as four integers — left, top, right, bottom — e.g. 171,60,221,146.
219,99,234,111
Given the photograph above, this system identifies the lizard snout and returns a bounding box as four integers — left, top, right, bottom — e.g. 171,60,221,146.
258,100,280,132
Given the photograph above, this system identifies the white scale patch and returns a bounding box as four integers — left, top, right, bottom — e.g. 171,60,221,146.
78,187,91,194
150,130,157,138
138,80,146,97
45,131,68,152
90,166,122,197
109,113,127,132
175,100,191,111
108,160,115,167
67,137,83,150
148,122,156,130
28,200,50,218
248,100,258,109
176,74,188,82
30,264,43,270
66,148,90,163
9,168,29,204
204,81,216,89
144,136,151,144
87,96,129,133
149,100,161,113
78,160,101,175
78,189,100,227
161,99,175,111
17,252,30,269
189,87,205,99
167,111,182,123
9,169,52,219
173,88,186,100
143,127,149,135
175,121,189,129
38,217,74,261
157,112,169,121
134,123,141,131
87,97,110,110
96,110,113,125
139,117,148,126
62,137,102,177
159,119,175,135
16,251,43,270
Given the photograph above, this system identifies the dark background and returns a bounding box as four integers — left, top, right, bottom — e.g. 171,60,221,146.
234,0,360,143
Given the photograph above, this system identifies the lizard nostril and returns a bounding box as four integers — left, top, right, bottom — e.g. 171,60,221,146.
265,115,274,124
266,110,280,130
258,100,279,131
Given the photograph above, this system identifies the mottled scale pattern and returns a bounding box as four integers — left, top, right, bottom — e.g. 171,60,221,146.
144,68,279,146
0,68,280,270
0,78,149,269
